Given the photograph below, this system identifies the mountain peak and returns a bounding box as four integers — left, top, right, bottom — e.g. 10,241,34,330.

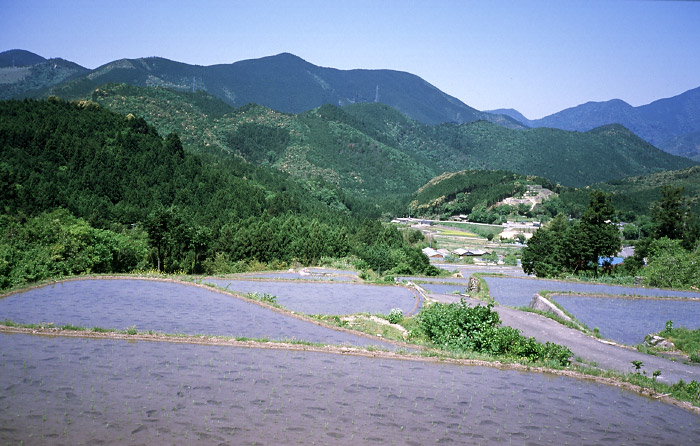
0,49,46,67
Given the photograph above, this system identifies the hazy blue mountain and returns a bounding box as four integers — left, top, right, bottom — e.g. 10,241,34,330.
0,50,88,99
502,87,700,159
485,108,532,127
0,49,46,67
6,50,523,128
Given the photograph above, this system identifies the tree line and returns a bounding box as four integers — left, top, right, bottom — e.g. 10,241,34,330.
522,187,699,288
0,98,436,290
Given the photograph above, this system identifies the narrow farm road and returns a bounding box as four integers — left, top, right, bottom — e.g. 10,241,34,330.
428,293,700,384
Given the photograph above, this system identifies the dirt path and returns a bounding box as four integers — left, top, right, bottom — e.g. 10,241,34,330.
429,293,700,384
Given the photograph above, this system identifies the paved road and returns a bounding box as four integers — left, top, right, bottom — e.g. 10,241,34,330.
429,293,700,384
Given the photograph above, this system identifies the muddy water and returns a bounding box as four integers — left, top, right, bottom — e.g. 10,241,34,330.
2,333,699,446
206,279,419,315
482,277,700,308
552,295,700,345
0,280,393,348
242,268,359,282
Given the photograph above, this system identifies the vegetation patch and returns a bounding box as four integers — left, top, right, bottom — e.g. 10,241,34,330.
417,299,573,366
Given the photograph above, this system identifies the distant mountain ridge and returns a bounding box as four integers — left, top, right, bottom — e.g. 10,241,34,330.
0,49,88,99
77,84,695,196
0,49,524,129
488,87,700,160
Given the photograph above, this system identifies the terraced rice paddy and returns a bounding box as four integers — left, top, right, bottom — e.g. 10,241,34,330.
240,268,358,282
206,279,420,316
417,274,700,345
0,279,393,349
482,277,700,308
1,277,699,444
3,334,700,446
552,295,700,345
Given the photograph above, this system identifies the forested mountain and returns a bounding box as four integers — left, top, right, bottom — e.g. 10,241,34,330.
0,50,88,100
340,104,695,187
1,49,523,128
409,165,700,225
76,84,695,201
490,86,700,160
6,49,698,160
0,98,438,288
592,165,700,216
408,170,557,220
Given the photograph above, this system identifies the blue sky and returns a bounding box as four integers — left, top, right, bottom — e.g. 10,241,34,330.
2,0,699,119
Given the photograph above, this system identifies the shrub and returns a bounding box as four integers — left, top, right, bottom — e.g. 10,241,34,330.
417,299,571,365
387,308,403,324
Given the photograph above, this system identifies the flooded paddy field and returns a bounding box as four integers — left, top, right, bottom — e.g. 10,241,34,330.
420,283,470,295
0,280,393,349
552,295,700,345
2,333,699,446
482,277,700,308
433,264,530,278
239,268,358,282
206,279,420,316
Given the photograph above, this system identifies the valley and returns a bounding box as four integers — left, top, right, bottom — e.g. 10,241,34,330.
1,47,700,444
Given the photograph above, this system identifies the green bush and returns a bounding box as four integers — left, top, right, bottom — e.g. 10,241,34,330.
417,299,572,365
387,308,404,324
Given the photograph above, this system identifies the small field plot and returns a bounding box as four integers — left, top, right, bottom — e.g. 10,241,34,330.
0,279,394,348
483,277,700,308
552,294,700,345
241,268,359,282
207,279,419,315
2,334,699,445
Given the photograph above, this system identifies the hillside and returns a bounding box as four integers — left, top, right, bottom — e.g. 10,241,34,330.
593,165,700,216
84,84,437,203
1,50,523,128
77,84,696,204
495,86,700,160
0,50,88,99
0,98,439,285
342,104,695,187
0,97,296,227
408,170,557,219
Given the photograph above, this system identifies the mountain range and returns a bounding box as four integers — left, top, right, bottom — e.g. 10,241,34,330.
489,87,700,161
4,49,699,160
74,83,694,197
0,49,522,130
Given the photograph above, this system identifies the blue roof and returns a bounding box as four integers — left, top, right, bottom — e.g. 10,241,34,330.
598,256,624,267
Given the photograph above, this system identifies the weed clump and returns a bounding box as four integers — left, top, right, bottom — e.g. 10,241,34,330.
418,299,572,366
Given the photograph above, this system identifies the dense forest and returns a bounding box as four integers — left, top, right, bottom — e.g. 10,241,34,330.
0,98,437,289
51,84,696,198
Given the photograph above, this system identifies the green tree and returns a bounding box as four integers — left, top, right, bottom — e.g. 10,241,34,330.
573,191,621,273
642,237,699,289
652,186,687,240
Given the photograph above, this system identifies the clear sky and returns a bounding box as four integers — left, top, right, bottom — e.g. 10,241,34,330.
2,0,699,119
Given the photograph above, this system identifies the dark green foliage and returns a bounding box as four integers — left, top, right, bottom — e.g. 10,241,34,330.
651,186,695,244
418,300,572,365
592,166,700,217
0,210,148,289
641,238,699,289
522,192,622,277
521,224,562,278
0,97,438,283
226,123,290,164
0,98,271,229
